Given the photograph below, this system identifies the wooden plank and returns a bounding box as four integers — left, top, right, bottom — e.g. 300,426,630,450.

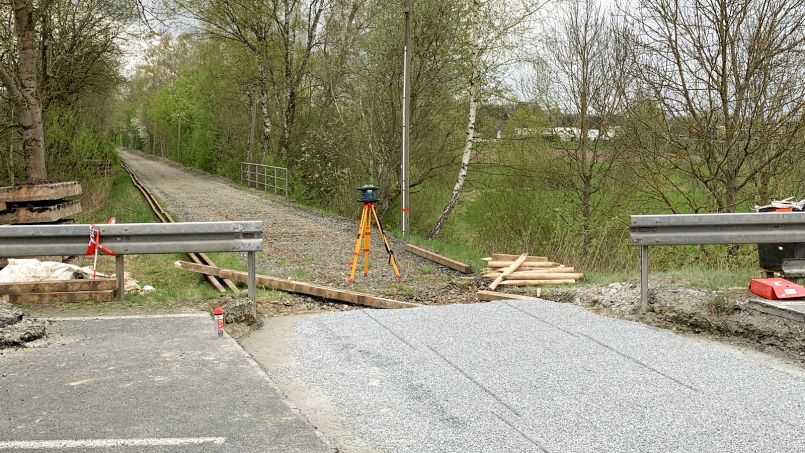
175,261,420,309
489,253,528,291
499,279,577,286
405,244,472,273
477,290,541,301
0,181,82,202
9,290,114,303
0,200,82,224
484,254,548,262
0,201,5,211
197,252,239,291
484,267,575,278
485,272,583,280
0,278,117,295
486,261,559,269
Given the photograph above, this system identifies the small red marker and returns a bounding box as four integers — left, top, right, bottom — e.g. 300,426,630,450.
213,307,224,337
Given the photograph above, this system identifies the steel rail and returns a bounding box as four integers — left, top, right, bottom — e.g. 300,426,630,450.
630,212,805,312
120,160,239,292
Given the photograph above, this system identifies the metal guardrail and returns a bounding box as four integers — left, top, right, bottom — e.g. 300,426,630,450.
241,162,289,200
630,212,805,312
0,221,263,303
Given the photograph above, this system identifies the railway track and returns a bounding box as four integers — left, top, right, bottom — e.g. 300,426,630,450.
120,160,239,293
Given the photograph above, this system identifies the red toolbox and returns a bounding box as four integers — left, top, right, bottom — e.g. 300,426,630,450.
749,278,805,300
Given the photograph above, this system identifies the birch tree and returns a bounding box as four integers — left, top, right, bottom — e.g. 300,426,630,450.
428,0,545,238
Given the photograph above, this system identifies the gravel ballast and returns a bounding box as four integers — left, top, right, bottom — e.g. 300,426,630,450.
262,299,805,452
119,149,475,305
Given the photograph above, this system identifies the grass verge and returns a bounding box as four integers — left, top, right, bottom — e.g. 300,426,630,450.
397,232,485,272
75,165,281,309
583,266,759,290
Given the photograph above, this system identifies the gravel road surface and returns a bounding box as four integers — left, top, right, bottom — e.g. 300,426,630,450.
119,149,475,305
0,314,333,452
243,299,805,453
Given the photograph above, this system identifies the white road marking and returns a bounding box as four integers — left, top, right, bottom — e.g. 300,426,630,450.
0,437,226,450
42,313,208,321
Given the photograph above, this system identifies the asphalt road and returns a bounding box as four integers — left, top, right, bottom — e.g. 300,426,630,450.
243,300,805,453
0,314,333,452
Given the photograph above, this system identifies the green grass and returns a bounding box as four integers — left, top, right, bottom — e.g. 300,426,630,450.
76,166,255,306
78,165,157,224
582,266,758,290
398,232,486,272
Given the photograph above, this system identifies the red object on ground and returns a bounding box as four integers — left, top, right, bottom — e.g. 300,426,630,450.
749,278,805,300
213,307,225,337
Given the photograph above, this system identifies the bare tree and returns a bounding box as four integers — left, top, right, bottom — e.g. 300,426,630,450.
549,0,628,245
625,0,805,212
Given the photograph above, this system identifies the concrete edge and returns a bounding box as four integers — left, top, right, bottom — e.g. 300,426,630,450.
228,330,338,452
747,298,805,324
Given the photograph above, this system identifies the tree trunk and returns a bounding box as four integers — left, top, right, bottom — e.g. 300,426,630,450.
247,89,257,163
724,173,737,213
1,0,48,182
282,87,295,163
581,172,592,249
281,0,293,162
7,110,16,184
257,58,271,160
428,0,481,239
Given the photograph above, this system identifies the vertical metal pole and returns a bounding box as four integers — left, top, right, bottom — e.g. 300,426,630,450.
116,255,125,300
401,0,412,240
285,168,289,201
273,167,277,194
176,115,181,161
640,245,649,313
247,251,257,314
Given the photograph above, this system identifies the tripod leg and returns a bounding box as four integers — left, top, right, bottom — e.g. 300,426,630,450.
363,212,371,277
349,205,368,283
370,205,402,281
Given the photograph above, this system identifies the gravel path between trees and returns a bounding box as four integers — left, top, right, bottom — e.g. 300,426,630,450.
119,150,478,305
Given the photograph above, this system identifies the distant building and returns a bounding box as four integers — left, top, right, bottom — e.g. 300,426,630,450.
541,127,617,142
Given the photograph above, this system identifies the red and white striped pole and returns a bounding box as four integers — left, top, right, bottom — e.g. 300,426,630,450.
213,307,224,338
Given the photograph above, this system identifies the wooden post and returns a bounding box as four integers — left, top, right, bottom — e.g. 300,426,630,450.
247,251,256,313
116,255,125,300
640,245,648,312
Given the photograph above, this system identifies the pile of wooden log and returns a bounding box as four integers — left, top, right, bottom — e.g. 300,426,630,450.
483,253,582,290
0,181,82,225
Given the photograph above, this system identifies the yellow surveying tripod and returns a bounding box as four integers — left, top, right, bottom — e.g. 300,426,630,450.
349,184,402,283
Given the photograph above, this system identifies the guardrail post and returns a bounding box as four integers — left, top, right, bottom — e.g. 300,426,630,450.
247,251,256,312
116,255,125,300
640,245,648,312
